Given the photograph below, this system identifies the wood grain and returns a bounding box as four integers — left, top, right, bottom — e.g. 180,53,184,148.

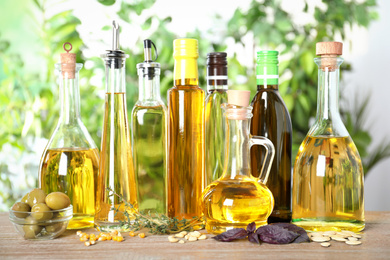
1,212,389,259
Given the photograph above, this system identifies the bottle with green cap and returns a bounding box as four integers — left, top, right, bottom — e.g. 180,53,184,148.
250,50,293,223
167,38,205,221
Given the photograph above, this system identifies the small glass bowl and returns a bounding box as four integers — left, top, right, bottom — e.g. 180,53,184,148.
9,205,73,240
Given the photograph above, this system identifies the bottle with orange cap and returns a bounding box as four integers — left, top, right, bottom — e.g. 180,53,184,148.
292,42,365,232
38,42,99,229
167,38,205,221
202,90,275,234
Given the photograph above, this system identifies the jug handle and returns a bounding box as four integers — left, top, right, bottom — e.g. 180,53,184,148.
249,136,275,185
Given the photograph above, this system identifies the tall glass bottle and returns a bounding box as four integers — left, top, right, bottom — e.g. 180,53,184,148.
292,42,364,232
39,42,99,229
205,52,228,187
131,39,167,214
167,39,205,220
203,90,275,234
250,51,292,223
95,21,138,231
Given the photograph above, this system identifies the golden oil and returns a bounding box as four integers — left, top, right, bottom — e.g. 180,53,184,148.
40,147,99,229
292,135,365,232
94,93,138,231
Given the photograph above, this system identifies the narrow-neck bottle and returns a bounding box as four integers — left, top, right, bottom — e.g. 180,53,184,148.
250,51,292,222
131,39,167,214
167,38,205,220
39,42,99,229
292,42,364,232
203,90,275,234
205,52,228,187
95,22,138,231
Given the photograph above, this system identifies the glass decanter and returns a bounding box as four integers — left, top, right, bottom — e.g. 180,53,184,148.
131,39,167,214
292,42,365,232
94,21,138,231
39,42,99,229
202,90,275,234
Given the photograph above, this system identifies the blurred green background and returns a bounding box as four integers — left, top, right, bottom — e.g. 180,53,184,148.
1,0,389,211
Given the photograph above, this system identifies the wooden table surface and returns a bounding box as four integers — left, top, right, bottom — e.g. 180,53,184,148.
1,211,389,259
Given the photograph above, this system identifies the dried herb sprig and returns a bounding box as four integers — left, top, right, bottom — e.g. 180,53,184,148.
107,188,204,234
213,222,310,244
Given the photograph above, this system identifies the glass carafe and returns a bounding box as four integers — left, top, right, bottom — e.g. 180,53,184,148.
39,42,99,229
202,90,275,234
131,39,167,214
94,21,138,231
292,42,364,232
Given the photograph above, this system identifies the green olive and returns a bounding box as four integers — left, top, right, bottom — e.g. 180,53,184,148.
21,193,29,204
23,224,43,239
22,216,42,239
26,188,47,207
31,203,53,221
11,202,31,218
45,223,64,233
45,192,71,210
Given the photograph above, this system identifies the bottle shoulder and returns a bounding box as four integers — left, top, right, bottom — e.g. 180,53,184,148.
169,85,205,93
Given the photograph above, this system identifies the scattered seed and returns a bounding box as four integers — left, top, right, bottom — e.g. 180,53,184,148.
310,232,323,237
323,231,336,236
311,236,331,242
184,235,189,240
198,234,207,240
175,233,185,238
180,231,188,235
331,236,348,242
129,231,136,237
76,231,82,236
352,234,362,239
90,240,96,245
178,240,185,244
348,237,358,241
346,240,362,246
321,242,331,247
138,233,146,238
188,236,198,242
168,237,179,243
84,241,91,247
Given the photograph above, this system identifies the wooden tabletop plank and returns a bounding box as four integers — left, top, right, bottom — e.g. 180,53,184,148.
1,212,389,259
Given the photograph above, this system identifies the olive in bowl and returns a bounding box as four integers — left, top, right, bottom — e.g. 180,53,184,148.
9,189,73,240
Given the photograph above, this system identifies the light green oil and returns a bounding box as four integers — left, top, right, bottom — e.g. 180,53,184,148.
132,104,167,214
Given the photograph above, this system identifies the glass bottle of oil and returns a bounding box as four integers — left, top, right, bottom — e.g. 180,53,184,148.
167,39,205,220
39,42,99,229
205,52,228,187
131,39,167,215
250,51,292,223
94,21,138,231
292,42,365,232
203,90,275,234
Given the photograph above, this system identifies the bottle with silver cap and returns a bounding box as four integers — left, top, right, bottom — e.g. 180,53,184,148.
94,21,138,231
205,52,228,187
131,39,167,215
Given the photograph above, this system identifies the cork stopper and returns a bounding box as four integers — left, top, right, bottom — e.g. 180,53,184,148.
227,90,251,107
316,42,343,56
316,42,342,70
60,42,76,79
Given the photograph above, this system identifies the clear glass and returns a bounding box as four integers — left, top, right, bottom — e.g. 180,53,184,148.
95,57,138,231
167,57,205,221
131,65,167,214
205,89,228,187
292,57,365,232
202,104,275,234
39,64,99,230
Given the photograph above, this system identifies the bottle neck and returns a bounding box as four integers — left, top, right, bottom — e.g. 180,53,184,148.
57,64,82,125
222,117,252,179
105,57,127,93
137,66,162,105
315,57,342,123
174,57,198,86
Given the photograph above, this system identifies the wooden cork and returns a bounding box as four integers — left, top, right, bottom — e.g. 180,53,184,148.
316,42,342,70
60,42,76,79
227,90,251,120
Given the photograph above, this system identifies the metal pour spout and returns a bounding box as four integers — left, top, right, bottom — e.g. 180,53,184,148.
112,20,120,51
